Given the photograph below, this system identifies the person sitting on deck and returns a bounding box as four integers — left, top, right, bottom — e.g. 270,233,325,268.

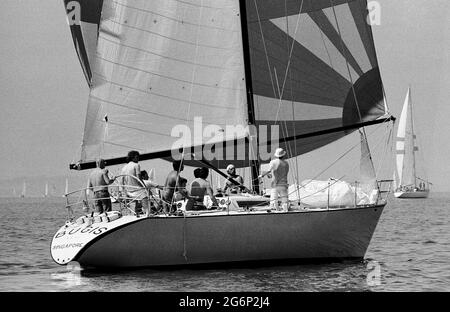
187,167,219,210
162,160,186,212
134,170,164,213
140,170,163,195
223,164,245,195
173,177,188,202
87,158,115,214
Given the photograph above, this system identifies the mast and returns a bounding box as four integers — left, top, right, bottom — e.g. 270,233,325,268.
239,0,260,194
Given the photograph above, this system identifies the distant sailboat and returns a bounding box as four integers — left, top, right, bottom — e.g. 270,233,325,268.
20,182,26,198
44,182,49,198
13,188,17,197
394,88,431,198
64,178,69,197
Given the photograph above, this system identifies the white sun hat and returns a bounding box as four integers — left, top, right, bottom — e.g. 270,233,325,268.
274,148,286,158
226,164,235,172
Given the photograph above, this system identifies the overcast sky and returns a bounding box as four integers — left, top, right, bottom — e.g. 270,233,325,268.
0,0,449,192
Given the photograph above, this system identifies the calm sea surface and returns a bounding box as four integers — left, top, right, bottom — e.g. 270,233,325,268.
0,193,448,292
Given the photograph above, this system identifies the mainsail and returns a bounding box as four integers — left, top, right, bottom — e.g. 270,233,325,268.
66,0,391,172
395,87,417,187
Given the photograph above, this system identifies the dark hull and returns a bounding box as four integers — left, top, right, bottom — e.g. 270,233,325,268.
71,205,384,268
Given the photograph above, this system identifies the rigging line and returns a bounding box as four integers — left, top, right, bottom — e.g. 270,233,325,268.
272,68,296,185
284,0,300,191
272,0,305,128
274,0,305,122
252,0,277,98
111,0,239,32
254,127,390,207
329,0,380,183
269,0,302,185
245,50,352,92
179,2,206,262
102,140,143,152
295,120,389,193
375,124,393,179
329,0,366,134
271,0,304,189
175,0,204,203
317,21,349,98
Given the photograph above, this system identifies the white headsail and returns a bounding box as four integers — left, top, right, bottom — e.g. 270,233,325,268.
395,88,416,187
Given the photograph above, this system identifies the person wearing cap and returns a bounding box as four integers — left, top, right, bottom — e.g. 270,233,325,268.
258,148,290,211
223,164,245,195
87,158,115,214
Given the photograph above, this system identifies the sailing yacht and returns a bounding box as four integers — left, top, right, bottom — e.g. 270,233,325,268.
394,88,431,198
63,178,69,197
20,181,26,198
44,182,49,198
52,0,395,268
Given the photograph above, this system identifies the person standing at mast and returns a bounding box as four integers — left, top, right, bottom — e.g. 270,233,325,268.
259,148,290,211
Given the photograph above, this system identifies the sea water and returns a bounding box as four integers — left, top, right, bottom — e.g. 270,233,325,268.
0,194,448,292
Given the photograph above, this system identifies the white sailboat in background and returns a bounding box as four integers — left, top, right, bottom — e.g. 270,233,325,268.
44,182,49,198
20,181,26,198
52,0,395,268
394,88,431,198
63,178,69,197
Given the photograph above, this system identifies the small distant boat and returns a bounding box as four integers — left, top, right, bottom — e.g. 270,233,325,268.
63,178,69,197
44,182,49,198
20,181,26,198
394,88,431,198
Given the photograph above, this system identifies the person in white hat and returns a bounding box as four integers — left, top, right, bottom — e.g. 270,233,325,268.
258,148,290,211
223,164,245,195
